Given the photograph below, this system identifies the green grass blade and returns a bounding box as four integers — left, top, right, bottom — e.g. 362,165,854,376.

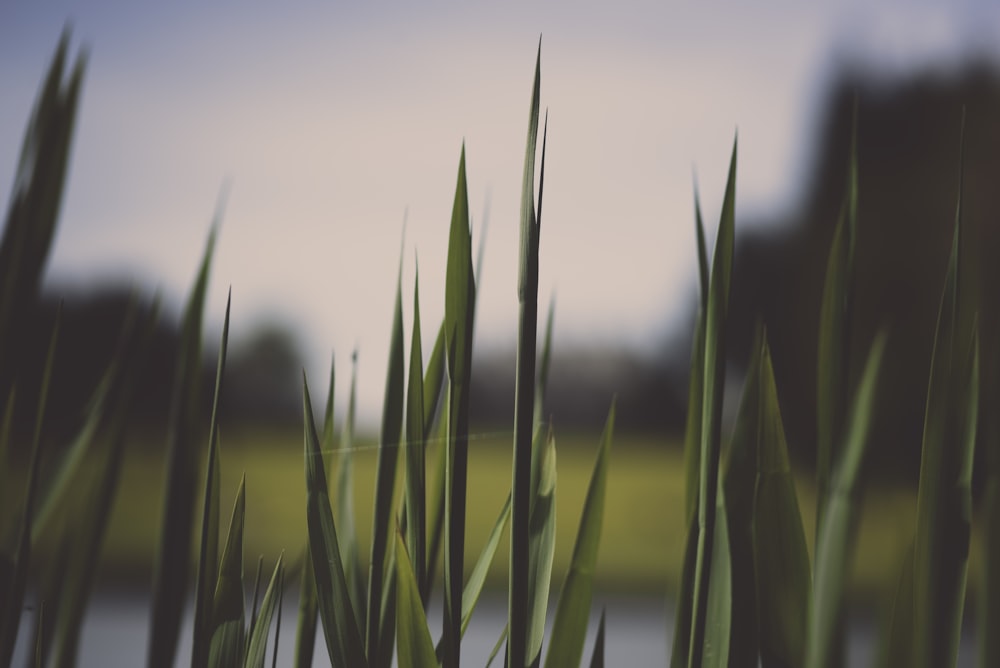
194,293,231,668
753,338,811,668
544,403,614,668
423,414,447,598
405,266,427,601
807,333,887,668
442,144,475,668
337,354,367,621
0,34,84,376
911,155,977,668
701,491,731,668
422,322,446,435
510,41,543,668
247,555,265,657
394,532,438,668
273,567,284,668
669,520,699,668
245,554,284,668
460,492,511,639
50,304,158,668
533,297,556,430
526,426,557,667
720,324,764,668
294,356,335,668
687,136,737,668
367,249,406,668
816,102,858,542
0,307,59,665
303,375,368,668
209,476,247,667
589,609,606,668
149,223,219,668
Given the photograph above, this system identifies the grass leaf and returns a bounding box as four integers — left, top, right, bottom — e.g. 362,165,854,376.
149,222,219,668
303,375,368,668
245,554,284,668
544,402,614,668
753,338,811,667
394,532,438,668
807,333,887,668
510,40,543,668
687,135,737,668
405,266,427,601
526,426,557,666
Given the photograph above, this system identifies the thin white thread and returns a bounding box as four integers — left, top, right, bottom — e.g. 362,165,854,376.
308,425,548,457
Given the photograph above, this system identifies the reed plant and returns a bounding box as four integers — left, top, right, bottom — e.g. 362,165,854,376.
0,30,997,668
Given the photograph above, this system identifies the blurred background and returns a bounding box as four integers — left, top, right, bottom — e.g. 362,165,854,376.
4,1,1000,662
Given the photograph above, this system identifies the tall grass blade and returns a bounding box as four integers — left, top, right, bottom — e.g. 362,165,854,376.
533,298,556,430
0,33,84,383
526,426,556,667
50,304,158,667
394,532,438,668
405,267,427,601
753,338,811,667
337,355,366,620
367,250,407,668
544,403,614,668
273,568,284,668
510,41,543,668
0,306,58,665
589,609,606,668
882,541,917,668
149,223,219,668
208,476,248,667
816,99,858,546
687,136,737,668
294,356,335,668
245,554,284,668
701,492,732,668
911,141,977,668
194,293,231,668
720,324,764,668
442,144,475,668
303,375,367,668
461,492,511,637
421,323,447,598
807,333,886,668
669,521,699,668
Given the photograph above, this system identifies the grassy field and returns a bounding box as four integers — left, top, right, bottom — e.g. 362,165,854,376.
26,426,972,601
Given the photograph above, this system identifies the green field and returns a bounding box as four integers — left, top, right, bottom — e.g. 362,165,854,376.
29,427,972,601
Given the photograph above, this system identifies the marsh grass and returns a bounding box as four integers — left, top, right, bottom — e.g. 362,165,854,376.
1,30,996,668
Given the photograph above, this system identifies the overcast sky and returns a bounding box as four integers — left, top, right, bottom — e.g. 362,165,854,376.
3,2,1000,423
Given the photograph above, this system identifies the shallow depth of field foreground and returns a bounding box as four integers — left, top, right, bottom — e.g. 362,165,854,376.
2,23,999,668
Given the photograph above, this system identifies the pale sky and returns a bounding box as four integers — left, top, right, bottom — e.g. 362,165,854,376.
3,1,1000,424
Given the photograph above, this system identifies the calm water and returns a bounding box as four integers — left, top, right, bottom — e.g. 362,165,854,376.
12,592,979,666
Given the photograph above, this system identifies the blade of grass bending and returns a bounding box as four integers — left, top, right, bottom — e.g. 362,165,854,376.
367,248,406,668
687,136,737,668
247,555,265,656
194,293,231,668
510,41,543,668
303,375,367,668
293,355,335,668
395,532,438,668
245,554,284,668
208,476,247,666
816,101,858,544
405,266,427,601
911,138,977,668
462,492,512,637
807,333,885,668
149,222,220,668
589,609,606,668
0,306,58,665
442,144,476,668
544,403,614,668
753,338,811,668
